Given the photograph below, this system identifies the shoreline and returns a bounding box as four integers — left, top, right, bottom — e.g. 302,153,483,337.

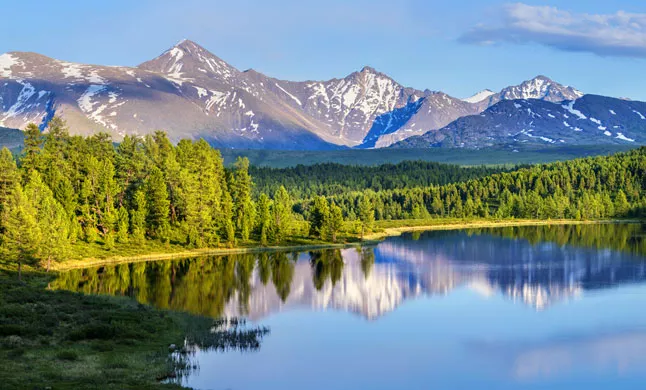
51,219,639,272
363,218,636,240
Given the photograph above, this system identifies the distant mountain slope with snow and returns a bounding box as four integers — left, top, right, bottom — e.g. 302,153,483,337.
1,40,634,151
392,95,646,149
463,89,495,104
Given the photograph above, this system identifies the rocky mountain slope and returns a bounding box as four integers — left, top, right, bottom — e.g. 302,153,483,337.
392,95,646,149
1,39,602,150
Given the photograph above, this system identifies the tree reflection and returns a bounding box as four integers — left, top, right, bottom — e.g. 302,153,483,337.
54,254,264,318
360,247,375,279
271,252,295,302
467,223,646,256
52,223,645,320
309,249,345,290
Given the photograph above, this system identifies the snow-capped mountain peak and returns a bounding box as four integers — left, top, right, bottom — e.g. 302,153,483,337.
499,75,583,103
2,41,640,151
462,89,496,104
138,39,239,83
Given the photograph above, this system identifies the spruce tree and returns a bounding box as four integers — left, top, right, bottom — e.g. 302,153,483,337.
328,202,344,242
309,196,330,239
131,190,147,244
145,167,170,242
1,184,41,279
37,193,70,271
0,148,19,232
231,157,255,240
272,186,292,242
21,123,43,179
256,193,271,245
116,206,130,243
358,195,375,239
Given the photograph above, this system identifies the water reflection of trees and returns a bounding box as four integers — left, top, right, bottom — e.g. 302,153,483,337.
53,224,646,318
310,250,344,290
54,248,364,318
464,223,646,256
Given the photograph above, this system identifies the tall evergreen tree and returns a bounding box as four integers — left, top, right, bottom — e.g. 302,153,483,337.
328,202,344,242
272,186,292,242
309,196,330,239
358,195,375,239
21,123,43,179
256,193,271,246
0,148,19,232
231,157,255,240
1,184,41,279
145,167,170,242
131,189,147,244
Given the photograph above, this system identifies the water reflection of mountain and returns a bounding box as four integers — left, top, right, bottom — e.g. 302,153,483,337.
54,224,646,319
380,229,646,310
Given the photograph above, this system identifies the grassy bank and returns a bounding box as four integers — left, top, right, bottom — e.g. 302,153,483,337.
0,271,196,389
48,218,636,272
51,234,372,271
365,218,631,239
0,269,268,389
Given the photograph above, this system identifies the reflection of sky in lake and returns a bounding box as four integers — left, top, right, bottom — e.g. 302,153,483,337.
183,225,646,390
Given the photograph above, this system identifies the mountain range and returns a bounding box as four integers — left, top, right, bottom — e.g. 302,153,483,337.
0,39,642,150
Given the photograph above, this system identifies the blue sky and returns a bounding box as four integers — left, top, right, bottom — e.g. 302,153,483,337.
1,0,645,100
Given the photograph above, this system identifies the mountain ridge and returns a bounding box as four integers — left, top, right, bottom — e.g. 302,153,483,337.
2,39,630,150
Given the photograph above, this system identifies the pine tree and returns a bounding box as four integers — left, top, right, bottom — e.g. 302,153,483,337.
309,196,330,239
1,184,41,279
145,167,170,242
272,186,292,242
21,123,43,179
328,202,344,242
256,193,271,246
231,157,255,240
358,195,375,239
37,193,70,271
0,148,19,232
220,181,236,246
116,206,130,244
131,189,147,244
615,190,629,217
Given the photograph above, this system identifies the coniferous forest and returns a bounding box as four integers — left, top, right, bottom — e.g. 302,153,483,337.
0,117,645,270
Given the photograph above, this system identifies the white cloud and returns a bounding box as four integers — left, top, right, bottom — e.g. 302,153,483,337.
459,3,646,58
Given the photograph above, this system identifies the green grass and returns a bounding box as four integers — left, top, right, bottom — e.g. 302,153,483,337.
0,269,267,389
220,145,639,168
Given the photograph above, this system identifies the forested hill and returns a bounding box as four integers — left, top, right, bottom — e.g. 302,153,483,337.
0,117,644,271
324,146,646,221
250,162,516,198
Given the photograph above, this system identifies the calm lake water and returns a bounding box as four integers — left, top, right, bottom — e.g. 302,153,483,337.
56,223,646,390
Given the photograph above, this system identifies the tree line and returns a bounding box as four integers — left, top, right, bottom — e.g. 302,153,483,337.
311,147,646,221
250,161,513,198
0,117,644,270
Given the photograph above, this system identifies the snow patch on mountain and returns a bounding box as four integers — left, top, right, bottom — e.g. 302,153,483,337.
78,85,106,113
562,101,587,120
275,83,302,106
0,53,20,78
0,80,36,124
462,89,495,104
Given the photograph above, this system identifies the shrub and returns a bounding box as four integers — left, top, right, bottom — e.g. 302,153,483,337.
56,350,79,361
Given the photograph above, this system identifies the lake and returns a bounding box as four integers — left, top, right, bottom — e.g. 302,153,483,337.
55,223,646,390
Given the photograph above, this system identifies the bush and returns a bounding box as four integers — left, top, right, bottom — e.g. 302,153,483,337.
68,323,116,341
56,350,79,361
